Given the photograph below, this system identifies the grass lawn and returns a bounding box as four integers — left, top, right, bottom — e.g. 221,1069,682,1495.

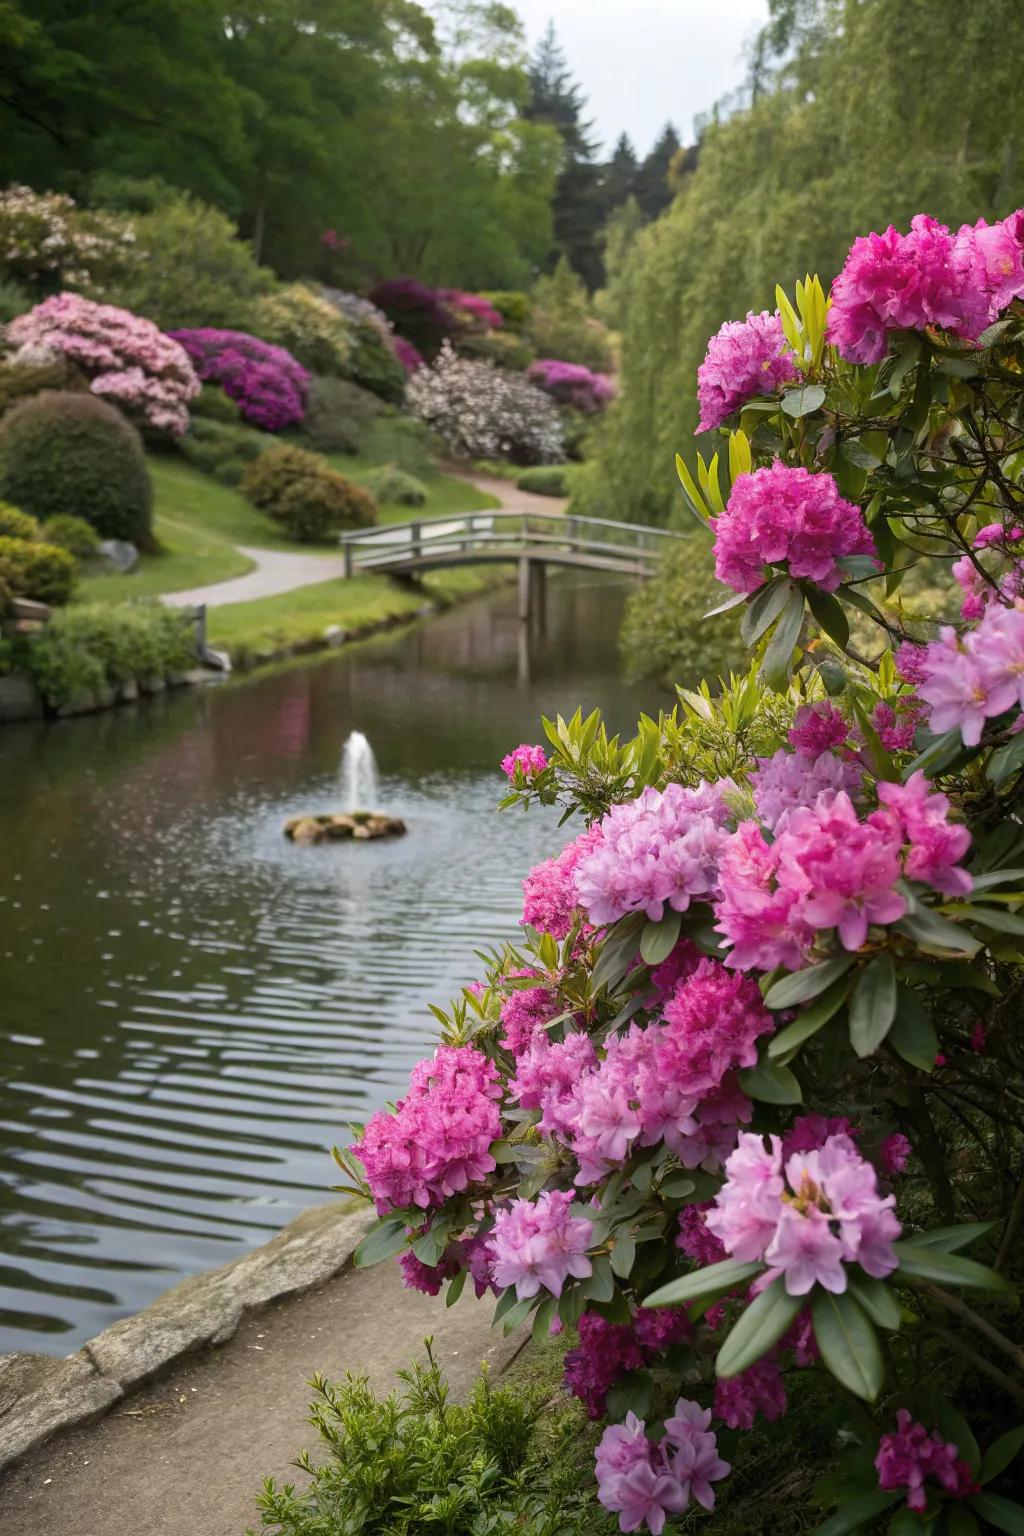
76,454,502,604
207,566,509,663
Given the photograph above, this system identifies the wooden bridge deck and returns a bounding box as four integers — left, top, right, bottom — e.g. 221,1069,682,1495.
339,509,686,582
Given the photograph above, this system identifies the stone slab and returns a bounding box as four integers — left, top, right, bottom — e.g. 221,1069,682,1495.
0,1353,122,1472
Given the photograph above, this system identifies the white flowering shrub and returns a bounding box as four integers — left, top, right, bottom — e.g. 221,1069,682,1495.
0,185,139,293
406,342,565,464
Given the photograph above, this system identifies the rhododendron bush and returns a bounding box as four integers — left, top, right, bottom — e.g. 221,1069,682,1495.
342,209,1024,1535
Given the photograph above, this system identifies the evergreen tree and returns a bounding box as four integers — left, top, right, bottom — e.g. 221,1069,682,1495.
602,132,638,212
525,22,605,289
633,122,682,221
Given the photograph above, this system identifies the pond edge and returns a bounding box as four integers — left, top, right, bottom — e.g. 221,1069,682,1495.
0,1200,374,1474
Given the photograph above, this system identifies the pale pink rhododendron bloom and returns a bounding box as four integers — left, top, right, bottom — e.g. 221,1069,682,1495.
705,1132,900,1294
487,1189,593,1298
696,310,799,432
573,781,735,925
595,1402,729,1533
876,1411,979,1511
916,603,1024,744
500,742,547,780
711,462,876,594
750,745,862,832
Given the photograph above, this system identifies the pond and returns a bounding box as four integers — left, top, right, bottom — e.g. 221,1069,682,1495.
0,573,668,1353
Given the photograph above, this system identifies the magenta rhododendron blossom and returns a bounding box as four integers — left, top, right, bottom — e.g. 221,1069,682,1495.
398,1247,458,1295
711,462,876,594
487,1189,593,1298
528,358,615,414
676,1202,727,1266
787,701,849,755
880,1132,912,1175
876,1411,979,1512
781,1114,859,1157
392,335,424,374
351,1044,501,1214
827,210,1024,364
873,772,972,896
696,310,799,433
498,971,560,1055
500,742,547,780
705,1132,900,1294
595,1402,729,1533
521,824,603,939
169,327,309,431
574,781,735,925
713,1357,787,1430
8,292,199,435
564,1307,690,1418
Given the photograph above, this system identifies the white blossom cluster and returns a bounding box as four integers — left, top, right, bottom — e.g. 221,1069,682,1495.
0,185,139,291
406,341,565,464
319,286,395,346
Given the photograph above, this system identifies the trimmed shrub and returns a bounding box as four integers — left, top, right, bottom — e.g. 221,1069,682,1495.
0,391,153,545
0,356,80,417
360,464,427,507
248,284,352,377
39,514,100,560
177,417,268,486
0,536,76,605
479,289,532,331
190,384,243,424
515,465,573,497
168,329,309,432
6,293,200,437
406,342,565,464
22,601,196,706
301,375,384,455
241,445,377,542
86,189,276,331
317,287,406,404
0,502,38,540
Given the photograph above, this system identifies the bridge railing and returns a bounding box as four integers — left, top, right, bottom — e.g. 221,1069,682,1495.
339,509,686,575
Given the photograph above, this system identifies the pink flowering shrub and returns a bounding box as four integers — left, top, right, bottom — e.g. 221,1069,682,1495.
167,328,309,431
343,208,1024,1536
7,292,199,435
528,358,616,414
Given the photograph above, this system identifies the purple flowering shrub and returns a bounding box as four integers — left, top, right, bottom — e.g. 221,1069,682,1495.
528,358,615,414
167,328,309,432
340,209,1024,1536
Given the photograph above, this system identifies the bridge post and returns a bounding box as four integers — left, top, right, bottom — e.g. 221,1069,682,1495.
518,555,532,622
517,557,547,632
410,521,421,561
343,539,354,579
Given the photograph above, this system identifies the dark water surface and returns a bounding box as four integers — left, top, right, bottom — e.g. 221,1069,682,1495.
0,574,664,1353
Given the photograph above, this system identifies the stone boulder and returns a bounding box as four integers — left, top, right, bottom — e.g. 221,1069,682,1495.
283,810,406,844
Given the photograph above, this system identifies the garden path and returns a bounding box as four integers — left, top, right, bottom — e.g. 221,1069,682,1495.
160,471,567,611
0,1256,525,1536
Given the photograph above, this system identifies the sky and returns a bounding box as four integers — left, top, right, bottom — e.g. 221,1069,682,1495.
510,0,770,157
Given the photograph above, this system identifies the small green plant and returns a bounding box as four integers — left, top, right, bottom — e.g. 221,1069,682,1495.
515,465,573,497
249,1341,610,1536
0,535,77,605
361,464,427,507
0,502,39,540
21,601,196,705
178,416,268,485
0,391,153,545
241,444,377,542
39,514,100,560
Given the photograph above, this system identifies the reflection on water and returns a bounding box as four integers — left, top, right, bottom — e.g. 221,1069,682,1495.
0,573,667,1352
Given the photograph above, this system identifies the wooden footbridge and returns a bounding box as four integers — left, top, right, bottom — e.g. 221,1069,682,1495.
340,510,686,619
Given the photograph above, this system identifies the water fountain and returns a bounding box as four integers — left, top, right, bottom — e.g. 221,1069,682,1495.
283,730,406,844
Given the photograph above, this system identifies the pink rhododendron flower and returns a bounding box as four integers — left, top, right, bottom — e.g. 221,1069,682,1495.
873,772,972,896
696,311,799,433
895,641,930,686
781,1114,859,1157
880,1132,912,1175
705,1132,900,1294
750,746,862,832
714,1358,787,1430
501,743,547,780
659,959,775,1095
827,211,1020,364
788,701,849,755
498,970,560,1055
871,699,923,752
351,1044,501,1215
711,462,876,595
916,603,1024,743
398,1247,459,1295
509,1030,598,1138
676,1202,727,1266
876,1410,980,1512
649,939,702,995
596,1403,729,1533
487,1189,593,1298
574,781,735,925
565,1308,690,1418
170,326,309,431
521,825,604,939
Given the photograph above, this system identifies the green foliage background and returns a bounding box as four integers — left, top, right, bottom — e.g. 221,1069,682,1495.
578,0,1024,525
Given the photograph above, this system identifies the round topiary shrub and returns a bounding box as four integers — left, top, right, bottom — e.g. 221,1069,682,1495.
39,514,100,560
0,391,153,545
0,501,39,540
0,535,77,605
515,465,571,497
240,444,377,543
361,464,427,507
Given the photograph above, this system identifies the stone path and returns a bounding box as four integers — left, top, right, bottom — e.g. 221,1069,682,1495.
161,471,567,612
0,1253,524,1536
